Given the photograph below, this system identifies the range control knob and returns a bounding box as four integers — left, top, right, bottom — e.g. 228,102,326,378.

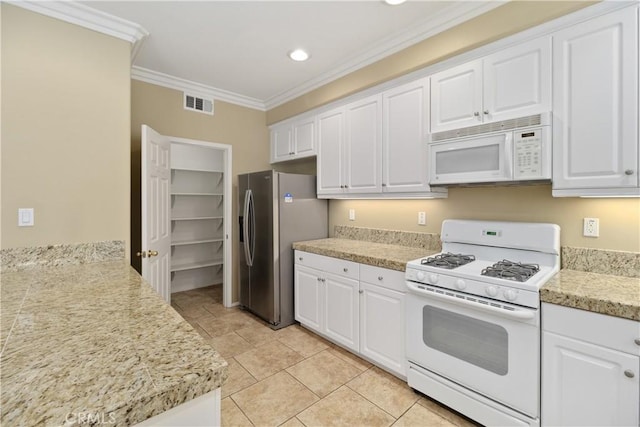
429,274,439,284
416,271,426,281
486,286,498,297
503,289,518,301
455,279,466,290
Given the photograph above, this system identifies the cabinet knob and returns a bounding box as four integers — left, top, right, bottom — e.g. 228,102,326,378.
299,257,303,261
473,111,480,117
381,183,386,187
625,169,634,175
483,110,489,115
359,290,364,294
343,267,348,273
624,370,635,378
634,338,640,346
378,276,383,281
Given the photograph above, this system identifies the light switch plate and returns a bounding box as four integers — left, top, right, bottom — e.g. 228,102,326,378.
18,208,34,227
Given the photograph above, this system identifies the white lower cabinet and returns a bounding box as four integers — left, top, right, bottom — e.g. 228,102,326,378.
294,250,406,377
542,303,640,427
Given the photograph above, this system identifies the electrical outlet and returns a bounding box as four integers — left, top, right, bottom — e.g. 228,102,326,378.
418,211,426,226
349,209,356,221
583,218,599,237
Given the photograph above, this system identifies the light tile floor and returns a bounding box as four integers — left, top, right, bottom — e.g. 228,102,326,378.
171,285,480,427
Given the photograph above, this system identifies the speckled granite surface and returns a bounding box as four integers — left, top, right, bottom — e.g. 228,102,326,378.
561,247,640,278
0,260,228,426
334,225,441,251
292,238,436,271
541,270,640,321
1,240,125,272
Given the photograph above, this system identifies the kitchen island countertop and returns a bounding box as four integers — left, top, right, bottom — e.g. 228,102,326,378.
0,260,227,426
292,237,437,272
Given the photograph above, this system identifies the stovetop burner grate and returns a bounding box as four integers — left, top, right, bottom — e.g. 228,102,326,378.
421,252,476,269
481,259,540,282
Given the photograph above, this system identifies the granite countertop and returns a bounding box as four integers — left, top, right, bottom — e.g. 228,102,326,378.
541,270,640,321
292,238,437,271
0,260,228,426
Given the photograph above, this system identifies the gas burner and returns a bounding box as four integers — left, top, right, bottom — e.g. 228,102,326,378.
421,252,476,269
481,260,540,282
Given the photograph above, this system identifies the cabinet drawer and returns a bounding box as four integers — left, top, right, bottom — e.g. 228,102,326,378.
360,264,406,293
294,250,359,280
542,303,640,356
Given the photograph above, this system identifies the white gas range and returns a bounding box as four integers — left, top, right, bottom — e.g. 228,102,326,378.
405,220,560,427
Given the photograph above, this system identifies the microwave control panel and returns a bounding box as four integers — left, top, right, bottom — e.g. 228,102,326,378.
514,128,544,179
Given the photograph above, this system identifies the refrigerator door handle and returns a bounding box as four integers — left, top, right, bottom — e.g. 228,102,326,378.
243,189,254,266
242,190,253,267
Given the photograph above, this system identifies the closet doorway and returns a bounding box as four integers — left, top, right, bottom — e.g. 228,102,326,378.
140,125,232,307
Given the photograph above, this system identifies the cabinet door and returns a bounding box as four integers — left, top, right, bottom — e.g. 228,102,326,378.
270,123,292,163
360,282,406,376
294,265,323,333
293,118,315,157
552,8,639,191
430,60,482,133
483,37,551,123
323,273,359,352
344,95,382,194
317,108,345,196
382,78,430,193
542,331,639,427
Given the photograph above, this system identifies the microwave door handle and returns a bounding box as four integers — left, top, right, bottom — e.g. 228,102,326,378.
504,133,514,178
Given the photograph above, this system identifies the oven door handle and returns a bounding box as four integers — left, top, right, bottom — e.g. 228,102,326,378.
406,282,536,321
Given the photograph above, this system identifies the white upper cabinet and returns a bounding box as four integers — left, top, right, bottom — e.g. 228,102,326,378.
345,95,383,194
317,107,346,196
552,6,639,197
382,77,431,193
430,37,551,134
270,116,316,163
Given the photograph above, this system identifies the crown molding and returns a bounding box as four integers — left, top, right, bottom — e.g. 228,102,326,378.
263,0,504,110
5,0,148,60
131,67,266,111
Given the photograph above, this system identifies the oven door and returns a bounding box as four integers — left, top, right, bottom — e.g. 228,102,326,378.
406,281,539,418
429,132,513,185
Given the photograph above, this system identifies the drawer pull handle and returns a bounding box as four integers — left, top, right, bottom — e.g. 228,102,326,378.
624,370,635,378
635,338,640,346
378,276,383,281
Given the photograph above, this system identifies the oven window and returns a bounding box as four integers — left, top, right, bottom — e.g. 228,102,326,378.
435,144,499,174
423,305,508,375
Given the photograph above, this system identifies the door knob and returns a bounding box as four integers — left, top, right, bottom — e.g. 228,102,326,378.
148,250,159,257
136,251,147,258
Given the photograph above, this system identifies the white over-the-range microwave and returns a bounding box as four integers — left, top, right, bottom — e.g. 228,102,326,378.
429,113,551,186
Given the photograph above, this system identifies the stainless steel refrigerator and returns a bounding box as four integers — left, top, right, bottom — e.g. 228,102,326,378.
238,170,328,329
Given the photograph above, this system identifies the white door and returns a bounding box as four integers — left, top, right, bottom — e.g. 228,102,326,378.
552,8,639,190
542,331,639,426
141,125,172,303
382,78,430,193
294,265,323,333
483,36,551,123
317,108,345,196
344,94,382,194
293,118,315,157
270,123,292,163
360,282,405,376
430,60,483,133
323,272,359,352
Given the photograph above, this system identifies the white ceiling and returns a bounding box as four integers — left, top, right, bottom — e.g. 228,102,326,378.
78,1,501,109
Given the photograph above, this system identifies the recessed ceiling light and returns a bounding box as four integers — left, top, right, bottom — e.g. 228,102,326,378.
288,49,310,62
384,0,406,5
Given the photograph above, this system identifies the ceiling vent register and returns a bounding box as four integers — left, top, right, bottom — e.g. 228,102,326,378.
431,113,544,142
184,93,214,115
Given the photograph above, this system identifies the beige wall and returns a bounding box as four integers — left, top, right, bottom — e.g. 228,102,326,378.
330,186,640,252
1,5,130,253
267,1,594,124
